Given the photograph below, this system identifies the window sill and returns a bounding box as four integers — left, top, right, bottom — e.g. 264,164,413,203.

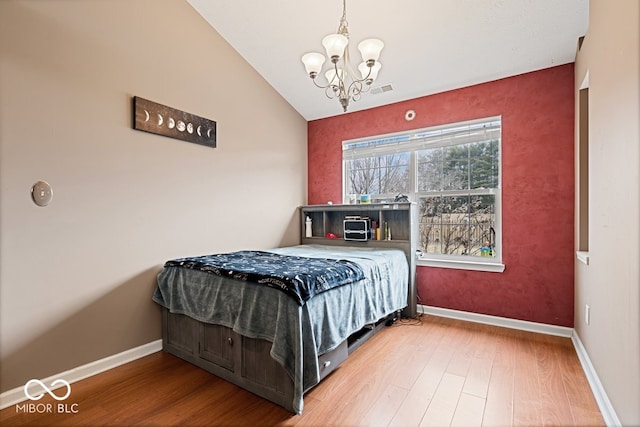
576,251,590,266
417,257,506,273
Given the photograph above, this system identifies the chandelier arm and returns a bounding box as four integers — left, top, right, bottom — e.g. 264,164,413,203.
360,63,374,81
347,79,364,101
324,86,337,99
311,59,342,90
331,60,342,87
359,82,373,94
311,78,334,90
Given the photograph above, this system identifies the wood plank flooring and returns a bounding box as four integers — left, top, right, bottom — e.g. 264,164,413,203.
0,315,605,427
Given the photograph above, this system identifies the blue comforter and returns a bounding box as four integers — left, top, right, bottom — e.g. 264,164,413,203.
164,250,364,305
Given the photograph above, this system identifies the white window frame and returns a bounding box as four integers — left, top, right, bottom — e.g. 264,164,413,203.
342,116,505,273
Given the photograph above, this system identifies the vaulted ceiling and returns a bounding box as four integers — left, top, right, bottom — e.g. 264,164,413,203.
188,0,589,121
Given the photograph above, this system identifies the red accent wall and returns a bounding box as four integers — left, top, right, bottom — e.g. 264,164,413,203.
308,65,575,327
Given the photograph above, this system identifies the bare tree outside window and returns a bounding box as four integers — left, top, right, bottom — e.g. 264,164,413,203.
346,152,410,199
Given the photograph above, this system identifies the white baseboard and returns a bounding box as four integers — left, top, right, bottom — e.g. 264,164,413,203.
420,305,621,427
0,339,162,410
571,332,622,427
419,305,574,337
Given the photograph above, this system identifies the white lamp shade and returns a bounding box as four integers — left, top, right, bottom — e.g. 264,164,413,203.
358,38,384,62
358,61,381,81
322,34,348,59
324,68,343,86
301,52,326,75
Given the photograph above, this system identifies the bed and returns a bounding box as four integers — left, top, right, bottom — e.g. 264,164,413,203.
152,244,408,414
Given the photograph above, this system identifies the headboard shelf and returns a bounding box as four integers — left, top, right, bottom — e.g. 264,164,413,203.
300,203,417,317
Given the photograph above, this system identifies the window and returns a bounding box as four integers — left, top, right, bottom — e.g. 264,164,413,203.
343,117,504,272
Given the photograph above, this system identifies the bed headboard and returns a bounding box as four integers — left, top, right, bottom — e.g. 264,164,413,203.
300,203,418,318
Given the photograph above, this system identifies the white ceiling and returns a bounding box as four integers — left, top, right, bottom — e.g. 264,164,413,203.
187,0,588,121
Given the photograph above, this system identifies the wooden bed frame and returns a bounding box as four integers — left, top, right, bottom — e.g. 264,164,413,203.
161,307,390,412
160,203,417,412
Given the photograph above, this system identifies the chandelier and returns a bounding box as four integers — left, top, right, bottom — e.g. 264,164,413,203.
301,0,384,112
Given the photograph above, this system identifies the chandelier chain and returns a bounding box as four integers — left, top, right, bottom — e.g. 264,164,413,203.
338,0,349,37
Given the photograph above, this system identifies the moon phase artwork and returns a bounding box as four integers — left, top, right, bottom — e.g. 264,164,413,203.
133,96,216,149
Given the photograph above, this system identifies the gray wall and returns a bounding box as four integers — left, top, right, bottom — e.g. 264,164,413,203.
574,1,640,425
0,0,307,392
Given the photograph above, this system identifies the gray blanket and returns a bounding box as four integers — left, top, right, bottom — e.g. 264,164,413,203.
152,244,408,414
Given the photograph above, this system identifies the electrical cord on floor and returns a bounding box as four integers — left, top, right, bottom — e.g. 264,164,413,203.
394,316,423,326
385,309,423,327
388,289,427,327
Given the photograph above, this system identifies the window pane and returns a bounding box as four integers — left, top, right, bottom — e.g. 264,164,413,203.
418,145,470,191
468,195,496,256
419,195,496,257
469,140,499,189
346,153,409,197
442,145,469,190
417,148,444,191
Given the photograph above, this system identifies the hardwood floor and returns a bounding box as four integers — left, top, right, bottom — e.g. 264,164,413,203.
0,315,604,427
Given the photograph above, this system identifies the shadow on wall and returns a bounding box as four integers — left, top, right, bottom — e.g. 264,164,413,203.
1,268,163,393
277,209,302,248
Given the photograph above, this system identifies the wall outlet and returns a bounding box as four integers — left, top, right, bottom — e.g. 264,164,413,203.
585,304,591,325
